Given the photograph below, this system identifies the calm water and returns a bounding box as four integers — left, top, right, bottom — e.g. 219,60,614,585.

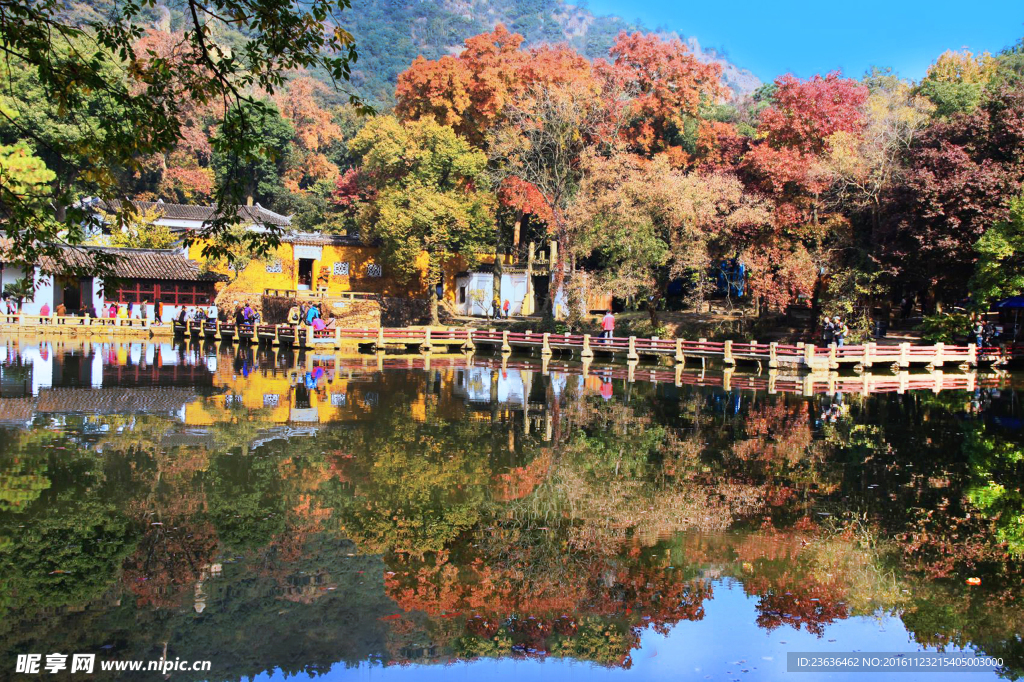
1,339,1022,681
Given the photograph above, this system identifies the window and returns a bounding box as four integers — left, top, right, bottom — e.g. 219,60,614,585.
365,263,382,278
333,262,350,276
266,260,283,273
263,394,279,407
458,286,466,304
331,393,347,406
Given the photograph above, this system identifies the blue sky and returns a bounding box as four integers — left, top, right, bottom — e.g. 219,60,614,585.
586,0,1023,83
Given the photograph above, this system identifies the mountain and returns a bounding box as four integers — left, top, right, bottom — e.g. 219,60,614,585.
337,0,761,104
62,0,761,106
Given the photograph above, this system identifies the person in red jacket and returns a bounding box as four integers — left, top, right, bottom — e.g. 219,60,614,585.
601,311,615,340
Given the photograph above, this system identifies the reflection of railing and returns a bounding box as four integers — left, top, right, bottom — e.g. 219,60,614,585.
467,356,1005,396
270,354,1008,398
160,321,1023,370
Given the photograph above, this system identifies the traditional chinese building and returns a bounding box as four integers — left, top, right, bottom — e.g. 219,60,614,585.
1,243,224,319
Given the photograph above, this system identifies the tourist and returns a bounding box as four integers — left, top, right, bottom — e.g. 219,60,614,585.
40,302,50,320
154,300,163,324
492,298,501,319
306,303,321,325
974,319,985,347
55,302,66,317
176,307,187,324
234,306,246,327
108,303,117,318
299,302,308,324
503,299,510,318
900,295,914,321
601,310,615,340
127,301,134,319
834,317,848,348
117,304,127,320
287,304,300,325
823,318,834,345
243,302,254,321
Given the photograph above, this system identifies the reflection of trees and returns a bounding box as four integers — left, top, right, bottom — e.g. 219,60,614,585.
325,408,495,557
4,361,1024,677
0,439,139,623
962,426,1024,558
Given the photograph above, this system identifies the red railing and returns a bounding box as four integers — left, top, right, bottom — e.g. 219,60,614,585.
157,323,1023,365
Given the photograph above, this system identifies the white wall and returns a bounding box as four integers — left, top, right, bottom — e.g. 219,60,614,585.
455,272,529,316
21,270,55,316
2,264,55,315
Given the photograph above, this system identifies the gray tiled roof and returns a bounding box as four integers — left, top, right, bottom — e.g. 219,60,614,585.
0,240,225,282
91,199,292,228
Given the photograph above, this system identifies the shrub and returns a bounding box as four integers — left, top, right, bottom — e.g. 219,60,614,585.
920,313,972,342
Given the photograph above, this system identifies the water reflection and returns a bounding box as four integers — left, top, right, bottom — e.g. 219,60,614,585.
0,339,1022,680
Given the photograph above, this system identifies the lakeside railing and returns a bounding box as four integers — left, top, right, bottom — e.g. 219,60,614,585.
3,313,1018,370
0,312,155,329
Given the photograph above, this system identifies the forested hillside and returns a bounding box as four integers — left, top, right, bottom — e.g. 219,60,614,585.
62,0,760,104
335,0,760,101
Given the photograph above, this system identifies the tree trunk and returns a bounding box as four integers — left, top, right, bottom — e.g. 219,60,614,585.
547,233,567,323
428,252,441,326
492,245,503,315
647,300,659,329
429,281,440,326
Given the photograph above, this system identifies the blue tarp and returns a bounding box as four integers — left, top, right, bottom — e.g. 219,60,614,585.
994,296,1024,309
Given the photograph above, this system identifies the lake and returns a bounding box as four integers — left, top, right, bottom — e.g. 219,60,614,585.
1,339,1022,681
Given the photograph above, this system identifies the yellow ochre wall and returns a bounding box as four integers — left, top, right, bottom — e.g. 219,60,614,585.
191,239,497,304
191,241,422,298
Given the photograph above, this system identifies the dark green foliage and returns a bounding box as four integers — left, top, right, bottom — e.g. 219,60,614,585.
212,104,295,209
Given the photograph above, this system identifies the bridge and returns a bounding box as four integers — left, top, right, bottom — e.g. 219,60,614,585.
2,312,1017,372
172,321,1015,372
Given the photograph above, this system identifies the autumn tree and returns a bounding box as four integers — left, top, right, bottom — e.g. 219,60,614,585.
351,116,495,324
970,190,1024,308
275,77,345,193
488,81,617,321
571,151,768,325
0,0,360,271
879,88,1024,304
99,206,178,250
820,74,934,232
604,31,728,160
740,72,868,314
129,29,218,205
0,142,55,218
918,48,997,118
396,25,594,147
